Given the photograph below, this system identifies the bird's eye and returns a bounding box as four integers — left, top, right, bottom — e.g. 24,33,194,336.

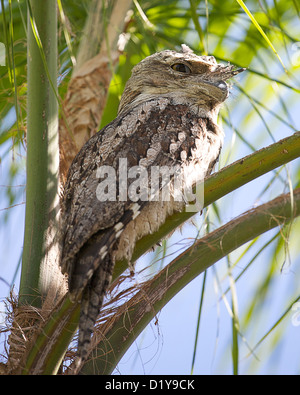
171,63,191,74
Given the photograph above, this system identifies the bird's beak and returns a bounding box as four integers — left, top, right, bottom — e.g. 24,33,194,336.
206,65,246,100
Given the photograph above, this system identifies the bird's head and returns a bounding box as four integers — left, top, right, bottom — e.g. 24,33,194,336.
118,45,245,119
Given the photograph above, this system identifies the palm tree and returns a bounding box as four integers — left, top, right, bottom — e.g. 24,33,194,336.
0,0,299,375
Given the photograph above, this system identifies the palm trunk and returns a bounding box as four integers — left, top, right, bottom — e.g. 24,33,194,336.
20,0,64,307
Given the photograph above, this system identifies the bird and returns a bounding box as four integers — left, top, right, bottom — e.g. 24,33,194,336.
60,44,244,368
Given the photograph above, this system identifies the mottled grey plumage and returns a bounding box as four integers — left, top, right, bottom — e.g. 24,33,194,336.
60,45,244,367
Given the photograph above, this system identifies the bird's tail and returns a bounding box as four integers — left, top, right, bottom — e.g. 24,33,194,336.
75,255,114,370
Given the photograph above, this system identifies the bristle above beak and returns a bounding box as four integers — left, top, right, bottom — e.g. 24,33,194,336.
211,63,246,81
232,67,246,75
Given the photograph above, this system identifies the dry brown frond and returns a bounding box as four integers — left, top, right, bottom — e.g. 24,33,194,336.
1,287,67,375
